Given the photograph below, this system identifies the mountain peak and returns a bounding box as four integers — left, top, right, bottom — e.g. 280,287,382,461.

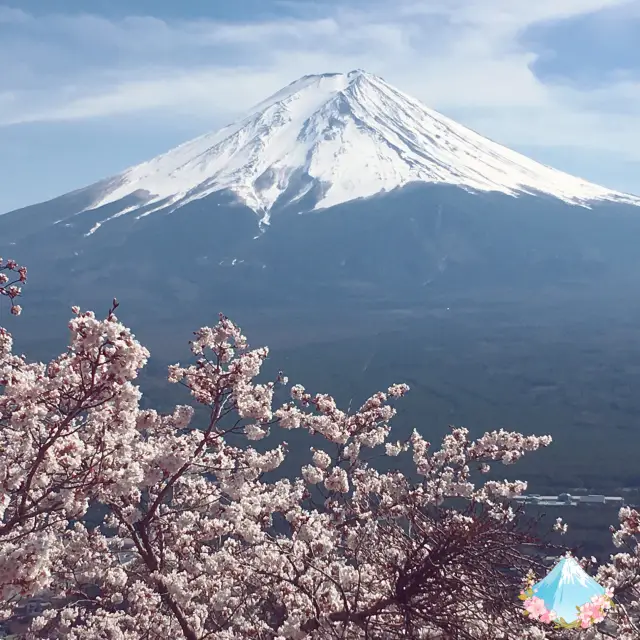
299,69,371,82
83,71,640,231
347,68,369,79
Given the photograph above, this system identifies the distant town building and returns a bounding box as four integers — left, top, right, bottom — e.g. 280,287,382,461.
514,493,625,507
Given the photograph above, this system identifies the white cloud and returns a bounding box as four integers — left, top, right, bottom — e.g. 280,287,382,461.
1,0,640,162
0,5,29,23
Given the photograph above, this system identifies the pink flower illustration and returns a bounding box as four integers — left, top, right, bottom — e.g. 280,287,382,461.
539,608,557,624
524,596,547,620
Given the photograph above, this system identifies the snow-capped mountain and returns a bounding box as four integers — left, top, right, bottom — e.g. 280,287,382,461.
82,69,638,235
4,69,640,358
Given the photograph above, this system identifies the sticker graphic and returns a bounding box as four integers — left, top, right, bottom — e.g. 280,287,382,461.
519,553,614,629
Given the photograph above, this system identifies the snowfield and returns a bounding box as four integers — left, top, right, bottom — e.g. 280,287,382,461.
85,69,640,232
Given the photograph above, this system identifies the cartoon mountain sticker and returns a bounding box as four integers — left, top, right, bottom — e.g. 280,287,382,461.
519,554,615,629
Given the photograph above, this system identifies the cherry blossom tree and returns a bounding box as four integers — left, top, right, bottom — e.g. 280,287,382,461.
0,261,627,640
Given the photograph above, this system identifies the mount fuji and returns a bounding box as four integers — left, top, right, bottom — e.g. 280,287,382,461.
3,70,640,354
46,70,640,232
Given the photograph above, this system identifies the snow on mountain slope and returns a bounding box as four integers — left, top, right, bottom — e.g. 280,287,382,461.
85,69,640,231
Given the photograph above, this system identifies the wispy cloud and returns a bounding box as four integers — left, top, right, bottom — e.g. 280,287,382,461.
1,0,640,161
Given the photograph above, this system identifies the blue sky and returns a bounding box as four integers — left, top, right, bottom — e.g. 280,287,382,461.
2,0,640,213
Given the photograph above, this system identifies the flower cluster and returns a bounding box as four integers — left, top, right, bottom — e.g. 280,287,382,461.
594,507,640,639
523,595,557,625
553,517,568,534
576,591,614,628
0,257,27,316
